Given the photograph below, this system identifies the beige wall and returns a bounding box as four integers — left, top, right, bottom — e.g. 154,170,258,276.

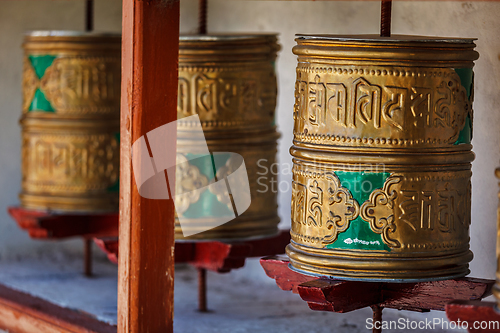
0,1,499,282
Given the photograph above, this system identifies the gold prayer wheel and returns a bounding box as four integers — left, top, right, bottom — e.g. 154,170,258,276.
175,34,281,240
287,35,478,281
20,31,121,212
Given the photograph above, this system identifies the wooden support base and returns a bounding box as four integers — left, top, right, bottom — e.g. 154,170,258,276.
11,205,498,332
9,206,291,274
8,207,119,277
97,231,291,311
9,206,292,313
261,255,494,332
8,207,118,240
96,230,291,273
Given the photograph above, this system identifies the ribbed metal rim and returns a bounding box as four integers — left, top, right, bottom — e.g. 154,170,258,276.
180,33,278,41
296,34,477,44
26,30,120,37
288,263,469,283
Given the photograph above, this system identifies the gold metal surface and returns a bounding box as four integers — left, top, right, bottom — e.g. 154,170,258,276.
175,34,280,241
287,35,478,281
20,32,121,212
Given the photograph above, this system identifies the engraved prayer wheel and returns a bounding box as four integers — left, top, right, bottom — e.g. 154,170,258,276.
287,35,478,281
175,34,281,240
20,31,121,212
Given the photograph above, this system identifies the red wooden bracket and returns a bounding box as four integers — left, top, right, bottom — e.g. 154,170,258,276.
446,300,500,333
96,230,291,273
260,255,494,314
8,207,118,239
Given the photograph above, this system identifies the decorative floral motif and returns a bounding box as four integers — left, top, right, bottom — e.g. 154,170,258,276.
175,154,209,216
360,176,402,248
322,172,360,244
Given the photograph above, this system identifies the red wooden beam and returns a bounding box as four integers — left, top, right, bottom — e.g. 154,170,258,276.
0,283,115,333
118,1,180,332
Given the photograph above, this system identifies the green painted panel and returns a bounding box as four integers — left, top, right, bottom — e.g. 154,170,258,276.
211,152,232,178
327,170,391,251
28,88,55,112
453,68,473,145
184,153,219,180
454,115,472,145
335,171,390,205
28,55,57,79
454,68,473,100
180,152,234,218
182,189,234,218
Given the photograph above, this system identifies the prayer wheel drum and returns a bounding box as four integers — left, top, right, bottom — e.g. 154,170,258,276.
175,35,281,240
20,32,121,212
287,35,478,281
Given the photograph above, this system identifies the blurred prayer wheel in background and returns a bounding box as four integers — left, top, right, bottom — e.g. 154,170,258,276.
287,35,478,281
175,34,281,240
20,31,121,212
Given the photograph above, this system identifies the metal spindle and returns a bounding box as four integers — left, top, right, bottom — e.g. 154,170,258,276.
380,0,392,37
198,0,207,35
86,0,94,32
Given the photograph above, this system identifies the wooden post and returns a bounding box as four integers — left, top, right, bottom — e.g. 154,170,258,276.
118,1,179,332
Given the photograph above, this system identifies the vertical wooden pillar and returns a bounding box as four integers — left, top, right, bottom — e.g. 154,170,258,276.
118,1,179,332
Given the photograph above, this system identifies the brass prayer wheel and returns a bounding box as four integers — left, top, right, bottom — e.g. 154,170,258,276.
175,34,281,240
20,31,121,212
287,35,478,281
